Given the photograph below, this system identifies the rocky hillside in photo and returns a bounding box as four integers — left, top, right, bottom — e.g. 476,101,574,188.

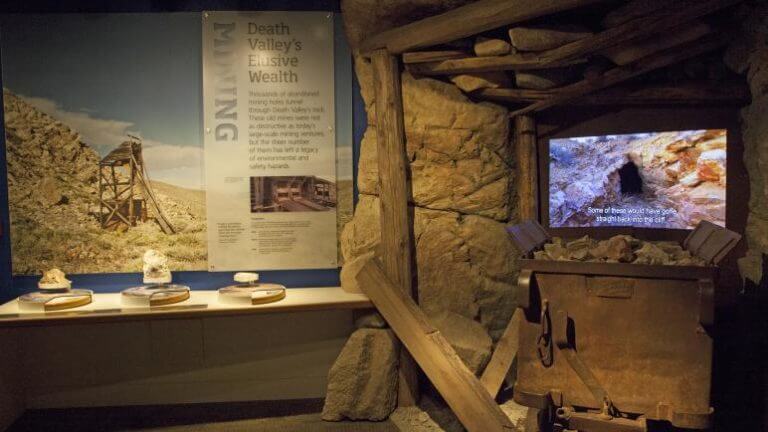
3,89,206,274
550,129,726,229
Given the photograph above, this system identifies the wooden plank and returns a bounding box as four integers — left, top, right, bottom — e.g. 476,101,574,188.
480,310,521,397
402,50,470,64
356,258,514,432
406,53,585,75
360,0,605,54
510,33,727,116
515,115,538,222
371,49,420,407
405,0,738,76
475,82,751,106
531,0,738,67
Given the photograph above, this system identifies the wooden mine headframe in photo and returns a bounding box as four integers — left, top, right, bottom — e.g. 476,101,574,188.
357,0,746,431
98,137,175,234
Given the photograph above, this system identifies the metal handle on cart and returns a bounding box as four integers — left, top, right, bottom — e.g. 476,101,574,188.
517,269,535,310
554,309,616,419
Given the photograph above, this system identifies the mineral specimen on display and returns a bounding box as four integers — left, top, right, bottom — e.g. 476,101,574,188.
143,249,172,284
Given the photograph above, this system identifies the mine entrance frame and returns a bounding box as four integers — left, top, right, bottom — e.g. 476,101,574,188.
354,0,749,431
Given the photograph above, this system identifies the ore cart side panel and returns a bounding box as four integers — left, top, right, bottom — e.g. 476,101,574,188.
515,271,713,423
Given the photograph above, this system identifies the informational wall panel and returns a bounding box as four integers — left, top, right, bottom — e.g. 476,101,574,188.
203,11,337,271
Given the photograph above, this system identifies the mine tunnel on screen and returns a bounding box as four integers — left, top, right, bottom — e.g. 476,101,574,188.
618,160,643,195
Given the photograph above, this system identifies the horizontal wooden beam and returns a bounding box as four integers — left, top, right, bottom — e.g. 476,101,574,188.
356,258,515,432
475,82,751,106
360,0,606,55
406,53,586,75
402,50,470,64
531,0,739,67
509,33,728,116
404,0,739,76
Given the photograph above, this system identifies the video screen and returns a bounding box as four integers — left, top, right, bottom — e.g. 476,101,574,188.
549,129,726,229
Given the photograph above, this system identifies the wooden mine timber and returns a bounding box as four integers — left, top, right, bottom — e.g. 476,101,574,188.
406,53,586,75
514,115,538,222
360,0,607,55
356,258,515,432
510,34,728,117
480,310,521,397
98,138,175,234
371,49,420,406
475,82,751,106
403,0,739,76
402,50,470,64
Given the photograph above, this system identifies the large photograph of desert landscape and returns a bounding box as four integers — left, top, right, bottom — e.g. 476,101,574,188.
1,13,207,274
549,129,727,229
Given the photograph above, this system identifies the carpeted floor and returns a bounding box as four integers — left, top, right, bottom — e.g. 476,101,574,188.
8,400,399,432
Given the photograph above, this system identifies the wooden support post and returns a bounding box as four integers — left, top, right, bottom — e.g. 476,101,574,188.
515,115,538,222
370,48,420,406
356,258,515,432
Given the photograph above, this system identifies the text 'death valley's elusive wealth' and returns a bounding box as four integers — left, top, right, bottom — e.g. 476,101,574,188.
203,11,338,271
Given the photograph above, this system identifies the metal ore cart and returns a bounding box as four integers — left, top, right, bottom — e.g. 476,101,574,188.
506,221,741,432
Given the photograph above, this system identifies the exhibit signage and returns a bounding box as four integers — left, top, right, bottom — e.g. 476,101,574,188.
202,11,338,271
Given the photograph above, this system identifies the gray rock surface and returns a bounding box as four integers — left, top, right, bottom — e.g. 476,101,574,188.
508,25,592,52
355,67,512,221
429,311,493,375
342,195,518,340
515,68,572,90
727,6,768,275
322,328,400,421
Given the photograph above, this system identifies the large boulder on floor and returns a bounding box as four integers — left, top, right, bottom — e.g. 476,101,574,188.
508,25,592,52
429,311,493,374
322,328,400,421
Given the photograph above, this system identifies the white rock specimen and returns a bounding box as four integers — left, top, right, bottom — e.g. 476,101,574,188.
234,272,259,284
143,249,171,284
473,36,511,56
38,268,71,290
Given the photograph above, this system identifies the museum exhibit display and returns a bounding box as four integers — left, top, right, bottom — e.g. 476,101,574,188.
217,272,287,305
119,250,191,307
1,0,768,431
17,269,93,312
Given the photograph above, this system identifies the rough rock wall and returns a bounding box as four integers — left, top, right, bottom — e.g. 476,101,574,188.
341,5,518,340
324,0,519,422
726,5,768,282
